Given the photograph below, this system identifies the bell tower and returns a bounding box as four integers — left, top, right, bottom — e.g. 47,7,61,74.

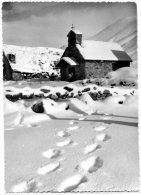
67,25,82,47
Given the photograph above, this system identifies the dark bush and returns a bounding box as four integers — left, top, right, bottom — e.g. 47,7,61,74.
40,89,50,93
6,93,22,102
56,92,61,98
89,92,97,101
82,87,90,93
118,101,123,104
22,93,34,99
70,92,74,98
93,87,97,90
64,86,73,92
78,91,82,96
103,90,110,95
50,94,58,100
31,102,44,113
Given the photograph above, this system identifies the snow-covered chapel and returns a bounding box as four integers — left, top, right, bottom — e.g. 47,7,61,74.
57,27,132,81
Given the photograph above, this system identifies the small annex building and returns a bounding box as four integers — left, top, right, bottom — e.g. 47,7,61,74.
57,27,132,81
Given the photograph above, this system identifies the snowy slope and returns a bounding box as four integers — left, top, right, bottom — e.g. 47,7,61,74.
3,44,64,76
89,16,137,68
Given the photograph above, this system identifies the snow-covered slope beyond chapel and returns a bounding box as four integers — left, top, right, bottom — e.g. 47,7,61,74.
3,44,64,75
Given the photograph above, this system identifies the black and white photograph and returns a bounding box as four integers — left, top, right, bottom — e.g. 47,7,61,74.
2,1,140,193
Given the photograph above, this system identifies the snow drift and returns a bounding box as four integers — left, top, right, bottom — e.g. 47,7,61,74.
105,67,138,86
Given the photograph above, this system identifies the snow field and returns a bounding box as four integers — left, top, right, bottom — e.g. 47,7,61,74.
9,109,113,192
5,77,138,192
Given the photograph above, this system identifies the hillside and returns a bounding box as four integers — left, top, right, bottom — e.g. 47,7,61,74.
89,16,137,68
3,44,64,76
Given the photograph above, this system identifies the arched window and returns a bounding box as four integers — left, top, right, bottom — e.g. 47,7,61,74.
7,54,16,63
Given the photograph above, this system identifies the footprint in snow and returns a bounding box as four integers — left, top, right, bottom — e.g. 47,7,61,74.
101,115,113,120
78,116,86,121
96,133,111,142
57,130,70,137
57,174,88,192
77,114,84,117
37,161,60,175
84,143,101,154
11,179,42,193
104,113,112,116
67,126,79,131
76,156,103,173
14,113,24,126
42,149,61,159
27,123,39,128
69,120,78,125
56,138,73,147
93,125,107,132
70,141,79,147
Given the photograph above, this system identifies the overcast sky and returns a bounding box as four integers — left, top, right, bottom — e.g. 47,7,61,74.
2,2,136,48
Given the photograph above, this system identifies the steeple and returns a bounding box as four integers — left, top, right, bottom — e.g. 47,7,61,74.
67,25,82,47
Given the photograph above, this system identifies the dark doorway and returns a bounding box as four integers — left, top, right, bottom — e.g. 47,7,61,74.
68,67,75,81
113,61,130,71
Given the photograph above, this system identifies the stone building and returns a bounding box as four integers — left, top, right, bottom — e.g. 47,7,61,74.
3,52,13,80
57,28,132,81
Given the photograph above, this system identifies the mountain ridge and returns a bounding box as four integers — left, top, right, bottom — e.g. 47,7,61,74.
88,16,137,68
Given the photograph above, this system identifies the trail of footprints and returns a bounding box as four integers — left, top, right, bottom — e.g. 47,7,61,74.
11,113,112,192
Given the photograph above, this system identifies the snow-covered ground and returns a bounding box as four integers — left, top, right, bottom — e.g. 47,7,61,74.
3,44,64,76
4,77,139,192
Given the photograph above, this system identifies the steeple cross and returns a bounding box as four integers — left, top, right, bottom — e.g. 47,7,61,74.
71,24,75,30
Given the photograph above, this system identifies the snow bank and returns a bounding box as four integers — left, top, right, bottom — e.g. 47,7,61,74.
4,81,137,103
4,80,138,124
105,67,138,86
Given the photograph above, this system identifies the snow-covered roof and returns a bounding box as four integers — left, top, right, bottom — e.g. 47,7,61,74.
76,40,132,61
3,44,64,74
57,57,78,67
72,29,82,35
62,57,78,66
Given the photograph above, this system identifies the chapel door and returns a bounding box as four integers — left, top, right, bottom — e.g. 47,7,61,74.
68,67,75,81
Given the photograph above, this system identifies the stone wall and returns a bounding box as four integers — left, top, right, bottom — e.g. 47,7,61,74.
75,64,85,80
85,61,113,78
